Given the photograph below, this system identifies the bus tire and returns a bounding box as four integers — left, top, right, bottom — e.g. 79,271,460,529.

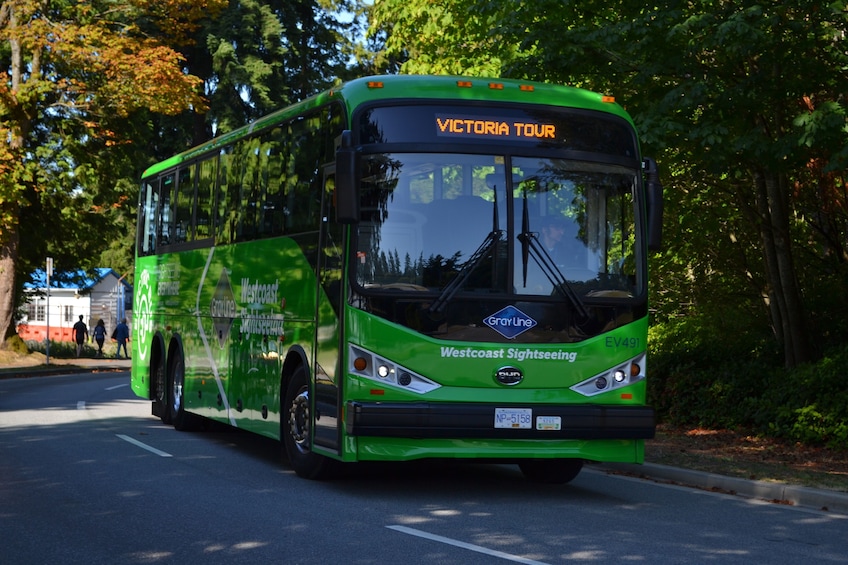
152,352,171,425
169,347,196,431
518,459,583,484
282,366,333,479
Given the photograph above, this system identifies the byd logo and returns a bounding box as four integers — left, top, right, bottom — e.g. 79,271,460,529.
483,305,537,339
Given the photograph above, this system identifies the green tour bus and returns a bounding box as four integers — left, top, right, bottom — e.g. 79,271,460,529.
131,74,663,483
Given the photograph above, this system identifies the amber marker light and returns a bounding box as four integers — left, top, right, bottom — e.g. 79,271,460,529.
519,84,535,92
353,356,368,371
488,82,504,90
630,362,641,377
602,95,616,103
456,80,473,88
367,81,384,88
621,393,633,400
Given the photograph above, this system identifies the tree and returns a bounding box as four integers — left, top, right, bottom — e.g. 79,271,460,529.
367,0,848,367
0,0,225,341
174,0,364,139
369,0,510,76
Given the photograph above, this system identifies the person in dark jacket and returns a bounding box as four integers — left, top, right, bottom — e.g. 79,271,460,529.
72,315,88,357
114,318,130,359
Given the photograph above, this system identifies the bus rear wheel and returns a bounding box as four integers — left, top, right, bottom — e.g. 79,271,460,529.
152,353,170,425
169,348,196,431
282,366,334,479
518,459,584,484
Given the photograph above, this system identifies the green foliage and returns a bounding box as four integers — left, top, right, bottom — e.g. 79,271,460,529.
648,314,778,428
761,348,848,449
2,335,29,354
650,315,848,450
26,339,112,359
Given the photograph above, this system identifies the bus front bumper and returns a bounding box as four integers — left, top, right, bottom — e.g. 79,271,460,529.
344,401,655,440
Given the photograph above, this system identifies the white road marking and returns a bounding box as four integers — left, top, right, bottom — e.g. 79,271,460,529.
106,383,129,391
386,525,550,564
116,434,173,457
77,401,86,410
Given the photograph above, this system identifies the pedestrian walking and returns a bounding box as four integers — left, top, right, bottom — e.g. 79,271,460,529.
114,318,130,359
92,319,107,357
72,315,88,357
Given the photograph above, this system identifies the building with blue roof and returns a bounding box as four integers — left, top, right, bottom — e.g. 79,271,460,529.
18,268,132,343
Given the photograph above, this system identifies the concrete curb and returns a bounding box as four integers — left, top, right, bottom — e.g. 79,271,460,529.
596,462,848,515
0,359,132,379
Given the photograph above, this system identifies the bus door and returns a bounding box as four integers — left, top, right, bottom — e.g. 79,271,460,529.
312,165,344,453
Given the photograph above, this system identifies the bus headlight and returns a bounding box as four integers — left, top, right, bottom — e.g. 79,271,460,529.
349,345,441,394
571,353,646,397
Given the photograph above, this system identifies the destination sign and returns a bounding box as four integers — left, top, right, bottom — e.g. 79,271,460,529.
359,105,637,158
435,114,557,141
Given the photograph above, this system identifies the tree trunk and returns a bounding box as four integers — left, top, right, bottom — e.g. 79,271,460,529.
753,168,813,368
0,222,20,342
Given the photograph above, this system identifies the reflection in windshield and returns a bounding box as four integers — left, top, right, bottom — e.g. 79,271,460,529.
354,153,640,301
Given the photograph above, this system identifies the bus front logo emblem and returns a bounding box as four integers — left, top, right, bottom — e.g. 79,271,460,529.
495,366,524,386
484,305,537,339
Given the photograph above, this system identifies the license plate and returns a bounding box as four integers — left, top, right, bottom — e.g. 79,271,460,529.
536,416,562,431
494,407,532,429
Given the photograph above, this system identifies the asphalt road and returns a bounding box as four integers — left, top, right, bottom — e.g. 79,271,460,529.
1,370,847,564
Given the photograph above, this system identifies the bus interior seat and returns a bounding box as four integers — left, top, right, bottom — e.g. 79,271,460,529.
424,195,493,259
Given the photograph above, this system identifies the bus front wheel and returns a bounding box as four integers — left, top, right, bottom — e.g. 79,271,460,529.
282,366,333,479
518,459,584,484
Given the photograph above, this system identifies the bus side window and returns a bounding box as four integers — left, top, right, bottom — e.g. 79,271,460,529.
139,181,158,255
287,115,323,233
260,127,283,238
175,165,196,244
216,146,234,245
196,157,217,241
240,138,262,241
157,174,175,247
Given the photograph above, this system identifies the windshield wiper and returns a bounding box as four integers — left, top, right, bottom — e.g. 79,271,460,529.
428,230,503,313
429,191,503,314
517,188,589,320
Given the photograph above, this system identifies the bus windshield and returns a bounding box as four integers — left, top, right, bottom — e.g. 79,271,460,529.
354,153,640,300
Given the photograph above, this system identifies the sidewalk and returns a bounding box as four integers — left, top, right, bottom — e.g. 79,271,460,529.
0,355,132,378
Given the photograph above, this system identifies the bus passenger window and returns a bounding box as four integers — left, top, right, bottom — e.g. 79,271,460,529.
175,165,195,243
196,157,217,240
157,174,175,247
216,146,235,245
259,128,283,237
139,181,158,255
239,138,262,241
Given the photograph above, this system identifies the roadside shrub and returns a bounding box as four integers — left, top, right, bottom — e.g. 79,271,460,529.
648,315,776,428
3,335,29,354
649,314,848,450
26,339,98,359
760,346,848,449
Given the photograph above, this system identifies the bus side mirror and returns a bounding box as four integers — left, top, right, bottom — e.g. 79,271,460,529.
335,131,359,224
644,157,663,251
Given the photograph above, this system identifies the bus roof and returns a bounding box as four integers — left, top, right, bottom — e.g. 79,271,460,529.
141,75,634,179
